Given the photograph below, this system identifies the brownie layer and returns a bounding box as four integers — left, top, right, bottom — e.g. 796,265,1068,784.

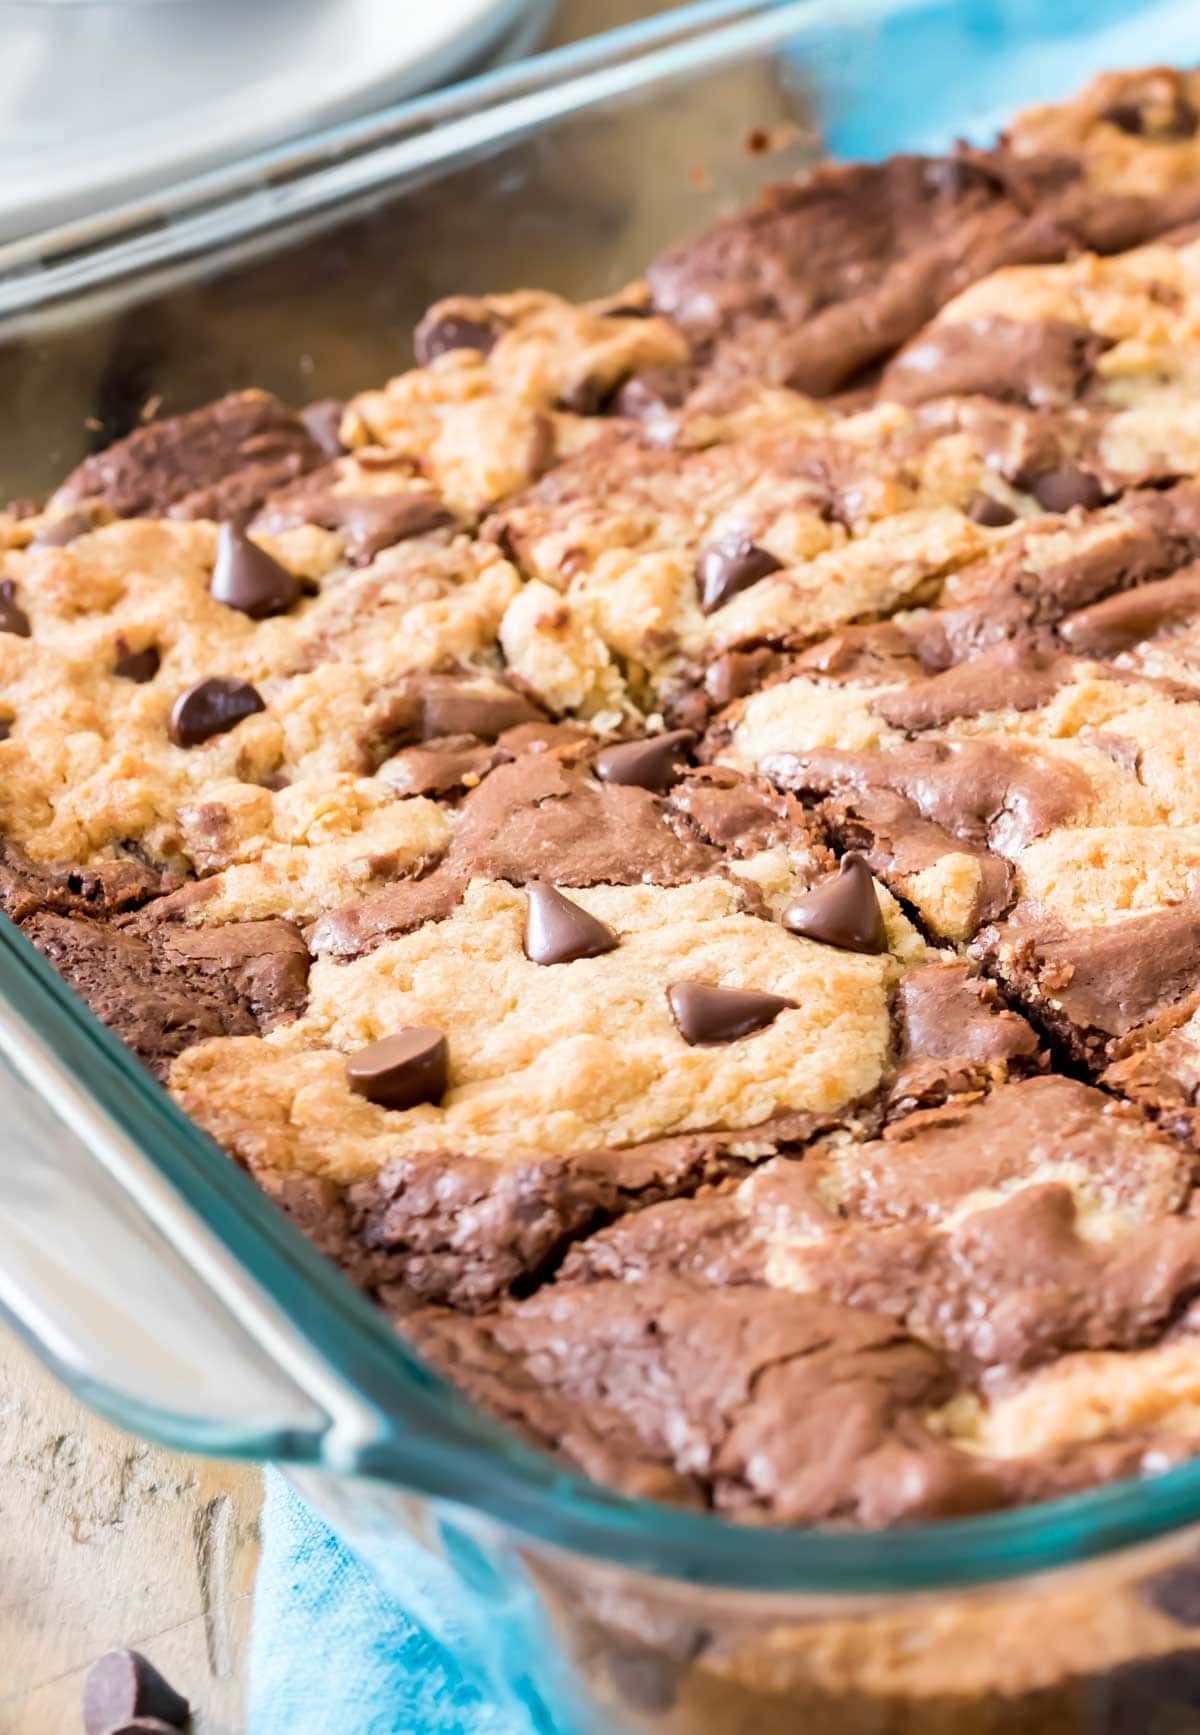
412,1076,1200,1524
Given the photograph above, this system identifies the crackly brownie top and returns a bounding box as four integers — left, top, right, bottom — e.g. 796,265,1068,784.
11,65,1200,1530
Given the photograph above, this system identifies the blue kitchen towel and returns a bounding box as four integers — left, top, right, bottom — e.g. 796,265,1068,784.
248,1472,526,1735
810,0,1200,160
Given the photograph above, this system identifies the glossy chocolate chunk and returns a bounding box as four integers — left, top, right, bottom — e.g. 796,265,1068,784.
82,1648,190,1735
421,683,543,741
0,579,30,638
1105,100,1150,135
113,640,161,683
695,533,783,614
1141,1557,1200,1626
783,854,888,954
525,883,618,966
346,1027,448,1110
300,397,346,457
1058,567,1200,656
30,510,95,547
210,523,300,619
967,493,1017,528
594,730,695,794
613,365,694,423
170,677,265,747
1030,466,1106,513
1105,96,1198,139
704,648,775,709
414,312,502,366
667,981,797,1045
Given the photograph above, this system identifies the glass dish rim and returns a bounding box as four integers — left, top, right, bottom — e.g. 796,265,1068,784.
7,905,1200,1598
6,0,1200,1599
0,0,913,320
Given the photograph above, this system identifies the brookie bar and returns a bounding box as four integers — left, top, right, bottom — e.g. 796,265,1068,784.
9,66,1200,1534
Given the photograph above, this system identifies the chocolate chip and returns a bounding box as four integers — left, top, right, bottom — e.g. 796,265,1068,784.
525,883,618,966
704,648,774,709
1105,100,1147,136
783,854,888,954
346,1027,448,1110
559,374,613,416
613,366,693,423
170,677,265,747
82,1648,189,1735
967,493,1017,528
113,640,161,683
422,686,542,741
97,1720,181,1735
300,397,346,457
1096,1650,1200,1730
667,981,797,1045
210,523,300,619
0,719,12,741
414,312,502,366
695,533,783,614
30,510,95,547
1105,97,1198,139
0,579,31,638
1029,467,1106,513
593,730,695,794
1140,1557,1200,1626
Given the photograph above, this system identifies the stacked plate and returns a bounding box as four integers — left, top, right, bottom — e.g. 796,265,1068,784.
0,0,548,238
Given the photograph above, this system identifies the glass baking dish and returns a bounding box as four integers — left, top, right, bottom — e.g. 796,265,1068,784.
7,3,1200,1729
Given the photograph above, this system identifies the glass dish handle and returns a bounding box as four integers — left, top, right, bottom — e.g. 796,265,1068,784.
0,1014,337,1459
0,919,557,1511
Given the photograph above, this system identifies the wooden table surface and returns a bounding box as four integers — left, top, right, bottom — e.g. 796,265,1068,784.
0,6,675,1732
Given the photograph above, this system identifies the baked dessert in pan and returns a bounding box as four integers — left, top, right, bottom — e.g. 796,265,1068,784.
8,63,1200,1531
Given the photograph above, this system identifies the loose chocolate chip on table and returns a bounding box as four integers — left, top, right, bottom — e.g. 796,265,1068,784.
695,533,783,614
783,854,888,954
100,1722,182,1734
170,677,265,747
30,510,95,547
967,493,1017,528
594,730,695,794
210,523,300,619
113,640,161,683
414,313,502,366
525,883,618,966
346,1027,448,1110
0,579,31,637
1029,467,1106,513
81,1647,190,1735
667,981,797,1046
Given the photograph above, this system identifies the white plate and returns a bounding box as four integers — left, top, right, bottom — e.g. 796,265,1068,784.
0,0,536,238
